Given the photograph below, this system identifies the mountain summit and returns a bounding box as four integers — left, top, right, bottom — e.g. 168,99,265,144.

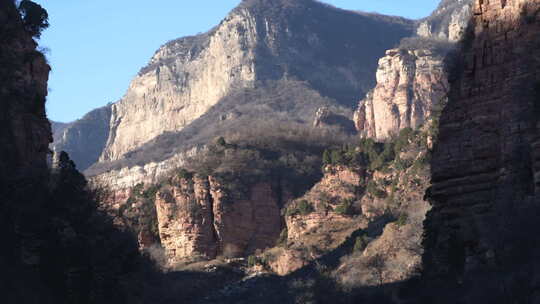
54,0,413,175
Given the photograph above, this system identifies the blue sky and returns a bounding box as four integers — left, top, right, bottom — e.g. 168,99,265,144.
34,0,440,122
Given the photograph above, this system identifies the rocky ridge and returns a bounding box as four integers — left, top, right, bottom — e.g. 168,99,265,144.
54,0,414,183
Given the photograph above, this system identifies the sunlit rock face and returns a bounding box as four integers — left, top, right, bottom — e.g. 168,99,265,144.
353,0,472,141
99,12,258,162
416,0,473,42
87,0,413,164
154,175,282,266
354,48,449,141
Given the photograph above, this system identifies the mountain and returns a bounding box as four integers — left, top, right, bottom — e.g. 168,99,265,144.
55,0,414,181
84,0,472,278
50,120,69,140
5,0,540,303
50,105,111,171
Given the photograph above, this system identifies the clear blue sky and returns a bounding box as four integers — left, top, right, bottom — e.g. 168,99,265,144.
34,0,440,123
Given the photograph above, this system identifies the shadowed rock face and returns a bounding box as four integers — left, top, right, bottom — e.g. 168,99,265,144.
51,105,111,171
0,1,51,178
424,0,540,289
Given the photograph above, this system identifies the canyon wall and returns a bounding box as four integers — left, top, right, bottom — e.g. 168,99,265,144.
0,1,51,178
354,48,449,140
353,1,472,141
0,2,144,303
424,0,540,292
54,0,414,179
154,175,282,266
98,0,413,163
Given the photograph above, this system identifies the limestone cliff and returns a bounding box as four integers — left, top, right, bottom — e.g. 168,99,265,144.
417,0,473,41
354,48,449,140
424,0,540,298
353,1,472,141
73,0,414,168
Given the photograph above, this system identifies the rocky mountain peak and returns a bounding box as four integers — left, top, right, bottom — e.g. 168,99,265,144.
60,0,414,177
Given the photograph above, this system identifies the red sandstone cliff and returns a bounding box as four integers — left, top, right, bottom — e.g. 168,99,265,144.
424,0,540,294
153,175,282,267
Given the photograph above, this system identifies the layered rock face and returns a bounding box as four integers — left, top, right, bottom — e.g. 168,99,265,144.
353,1,472,141
354,48,449,140
51,105,111,171
154,175,282,265
424,0,540,289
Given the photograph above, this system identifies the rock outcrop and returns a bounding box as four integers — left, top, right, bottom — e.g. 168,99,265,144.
353,1,472,141
262,127,432,277
354,48,449,140
154,175,282,266
424,0,540,295
98,0,412,162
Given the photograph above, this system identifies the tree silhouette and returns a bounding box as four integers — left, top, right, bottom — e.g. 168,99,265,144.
18,0,49,38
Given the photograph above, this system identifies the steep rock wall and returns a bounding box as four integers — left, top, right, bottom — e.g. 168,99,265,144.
94,0,413,163
424,0,540,286
100,13,257,162
154,175,282,265
0,0,51,177
353,1,472,141
354,48,449,140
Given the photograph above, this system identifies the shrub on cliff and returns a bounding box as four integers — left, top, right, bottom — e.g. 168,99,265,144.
335,198,355,216
366,180,386,198
353,233,369,253
287,200,314,216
